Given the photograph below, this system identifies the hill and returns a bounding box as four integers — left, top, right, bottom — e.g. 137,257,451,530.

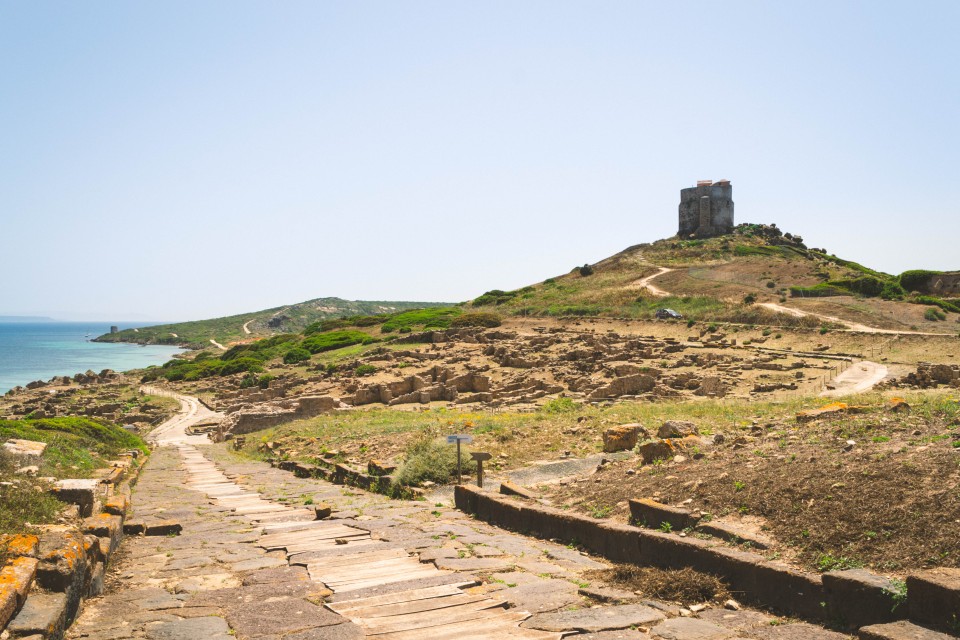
93,297,453,349
466,223,960,333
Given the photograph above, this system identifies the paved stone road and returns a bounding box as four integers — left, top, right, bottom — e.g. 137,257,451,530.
65,437,857,639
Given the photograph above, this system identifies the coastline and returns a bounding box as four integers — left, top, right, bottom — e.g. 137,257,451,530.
0,322,187,394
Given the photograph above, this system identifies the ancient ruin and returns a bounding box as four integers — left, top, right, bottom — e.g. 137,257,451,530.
678,179,734,238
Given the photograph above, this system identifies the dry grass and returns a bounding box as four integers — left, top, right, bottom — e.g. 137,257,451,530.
587,565,731,604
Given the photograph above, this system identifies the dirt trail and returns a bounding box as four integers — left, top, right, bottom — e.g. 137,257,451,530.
210,338,228,350
631,263,949,337
242,320,252,335
141,385,222,445
820,360,889,397
629,266,673,297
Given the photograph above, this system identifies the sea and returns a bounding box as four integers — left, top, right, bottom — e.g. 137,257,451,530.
0,322,185,394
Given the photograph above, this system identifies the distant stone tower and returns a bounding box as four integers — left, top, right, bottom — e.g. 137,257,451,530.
678,179,734,238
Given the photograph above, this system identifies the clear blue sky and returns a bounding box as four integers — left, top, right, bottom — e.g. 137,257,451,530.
2,1,958,321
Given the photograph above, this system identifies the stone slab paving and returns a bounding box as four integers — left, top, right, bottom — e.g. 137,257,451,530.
66,439,858,640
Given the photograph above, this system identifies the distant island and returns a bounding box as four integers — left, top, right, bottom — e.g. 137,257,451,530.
0,315,56,322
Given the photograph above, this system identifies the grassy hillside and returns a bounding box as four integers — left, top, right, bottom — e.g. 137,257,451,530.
464,224,960,331
95,297,453,348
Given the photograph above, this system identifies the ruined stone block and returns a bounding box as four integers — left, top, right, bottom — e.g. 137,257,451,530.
822,569,906,628
602,424,643,452
907,568,960,631
628,498,700,531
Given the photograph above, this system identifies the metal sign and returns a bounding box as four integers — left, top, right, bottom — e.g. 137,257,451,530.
446,434,473,444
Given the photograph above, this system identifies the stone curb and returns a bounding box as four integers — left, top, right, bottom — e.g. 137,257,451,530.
0,455,147,639
454,485,924,631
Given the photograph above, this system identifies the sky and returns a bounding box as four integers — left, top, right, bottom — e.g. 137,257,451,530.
2,1,958,321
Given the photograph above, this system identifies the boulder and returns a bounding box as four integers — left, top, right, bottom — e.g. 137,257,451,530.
637,440,675,464
657,421,698,439
603,424,644,453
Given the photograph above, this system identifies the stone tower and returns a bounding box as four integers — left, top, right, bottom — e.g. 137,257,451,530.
678,179,734,238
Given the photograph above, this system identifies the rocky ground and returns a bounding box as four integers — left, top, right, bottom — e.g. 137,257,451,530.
65,441,857,639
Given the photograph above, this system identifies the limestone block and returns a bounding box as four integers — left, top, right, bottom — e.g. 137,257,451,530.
602,423,643,453
907,568,960,631
2,439,47,457
628,498,700,531
656,420,698,439
50,479,101,518
822,568,906,628
102,495,129,517
4,592,68,639
859,620,957,639
82,514,123,557
145,521,182,536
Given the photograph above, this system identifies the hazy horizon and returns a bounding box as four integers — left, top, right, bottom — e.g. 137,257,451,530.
3,1,958,321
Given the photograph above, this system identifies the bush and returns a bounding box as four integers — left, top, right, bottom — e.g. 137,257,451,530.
380,308,461,332
881,281,907,300
283,347,312,364
925,307,947,322
743,293,757,304
301,330,378,354
578,264,594,276
449,312,502,328
541,397,577,413
915,296,960,314
472,290,519,306
900,270,942,293
354,364,377,376
394,438,468,487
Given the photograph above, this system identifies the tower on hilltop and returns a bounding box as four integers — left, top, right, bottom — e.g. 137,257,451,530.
678,179,734,238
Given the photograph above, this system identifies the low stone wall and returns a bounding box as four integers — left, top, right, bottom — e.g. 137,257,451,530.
453,485,948,631
271,458,421,500
1,460,145,640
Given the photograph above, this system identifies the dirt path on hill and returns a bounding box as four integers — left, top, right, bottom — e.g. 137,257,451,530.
210,338,228,350
820,360,889,397
631,262,948,337
629,266,674,297
242,320,253,335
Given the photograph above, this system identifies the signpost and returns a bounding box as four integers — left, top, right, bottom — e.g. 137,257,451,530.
470,451,492,488
446,434,473,484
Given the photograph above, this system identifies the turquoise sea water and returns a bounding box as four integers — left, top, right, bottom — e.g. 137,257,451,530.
0,322,185,394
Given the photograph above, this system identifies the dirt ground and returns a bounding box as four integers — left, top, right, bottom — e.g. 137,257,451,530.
542,392,960,576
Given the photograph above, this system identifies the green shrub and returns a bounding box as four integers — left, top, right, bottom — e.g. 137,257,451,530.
283,347,312,364
354,364,377,376
578,264,595,276
925,307,947,322
915,296,960,314
900,270,943,292
449,312,502,328
743,293,757,304
472,290,519,306
790,284,846,298
380,308,461,332
394,438,468,487
301,330,378,354
541,397,577,413
881,281,907,300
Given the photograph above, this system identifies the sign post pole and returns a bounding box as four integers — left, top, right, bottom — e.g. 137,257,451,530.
446,434,473,485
